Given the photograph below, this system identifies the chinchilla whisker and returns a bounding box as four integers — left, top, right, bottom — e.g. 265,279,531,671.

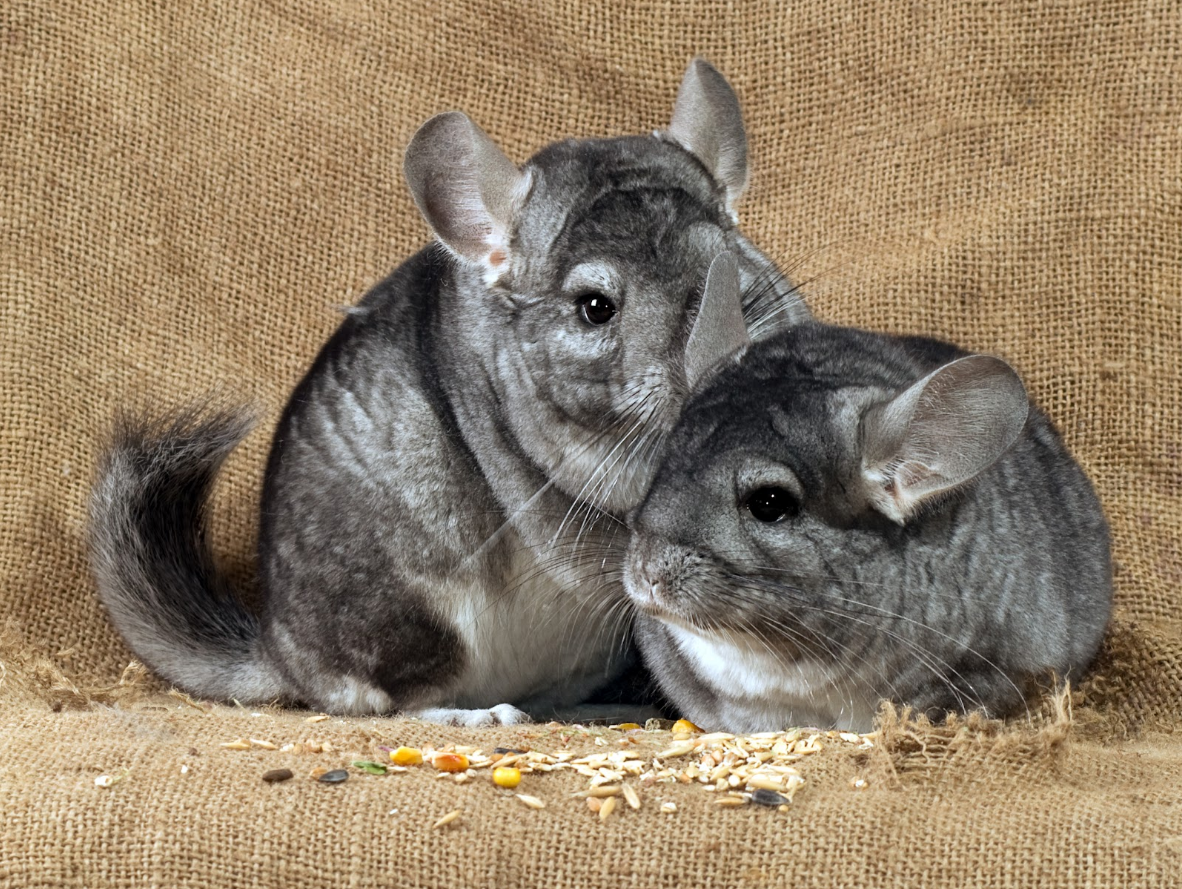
564,414,657,553
559,587,635,673
745,622,890,718
525,568,629,664
571,425,641,543
710,583,914,705
578,419,657,545
709,576,978,709
710,549,1021,605
717,576,1000,717
550,415,647,547
453,478,558,574
460,553,623,636
748,567,887,588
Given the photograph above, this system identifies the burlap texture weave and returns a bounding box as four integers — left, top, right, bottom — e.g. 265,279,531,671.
2,0,1181,885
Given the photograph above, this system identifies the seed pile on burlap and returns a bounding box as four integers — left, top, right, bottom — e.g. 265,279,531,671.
204,718,873,818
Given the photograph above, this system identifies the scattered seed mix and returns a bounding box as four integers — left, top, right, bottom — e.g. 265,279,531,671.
213,720,876,819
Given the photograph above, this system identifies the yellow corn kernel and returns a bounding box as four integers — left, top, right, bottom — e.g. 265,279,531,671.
671,719,702,733
389,746,423,766
492,767,522,788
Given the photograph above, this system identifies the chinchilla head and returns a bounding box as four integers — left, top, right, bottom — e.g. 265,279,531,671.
402,59,766,514
625,322,1037,707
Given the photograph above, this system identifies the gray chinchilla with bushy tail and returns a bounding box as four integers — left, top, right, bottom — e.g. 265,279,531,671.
88,60,808,724
625,257,1111,732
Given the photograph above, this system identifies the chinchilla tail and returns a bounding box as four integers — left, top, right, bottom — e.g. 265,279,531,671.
88,402,288,703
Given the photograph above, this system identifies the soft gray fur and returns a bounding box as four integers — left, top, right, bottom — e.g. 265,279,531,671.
625,266,1112,732
88,60,809,725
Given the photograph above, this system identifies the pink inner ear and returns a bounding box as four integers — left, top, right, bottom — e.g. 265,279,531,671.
898,460,937,490
488,248,506,267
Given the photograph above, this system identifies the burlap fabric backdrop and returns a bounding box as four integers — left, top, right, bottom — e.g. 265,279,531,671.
3,1,1181,886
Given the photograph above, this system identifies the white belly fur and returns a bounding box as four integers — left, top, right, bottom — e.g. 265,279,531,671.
444,539,626,710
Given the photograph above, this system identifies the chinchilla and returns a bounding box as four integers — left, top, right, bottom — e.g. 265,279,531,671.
625,257,1112,732
88,60,808,724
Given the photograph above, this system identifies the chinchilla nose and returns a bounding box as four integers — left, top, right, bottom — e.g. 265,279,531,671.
624,534,661,605
627,565,668,609
645,576,665,602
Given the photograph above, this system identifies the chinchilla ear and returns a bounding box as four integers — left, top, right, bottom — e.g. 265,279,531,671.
860,355,1030,524
684,252,751,391
666,58,749,218
403,112,527,275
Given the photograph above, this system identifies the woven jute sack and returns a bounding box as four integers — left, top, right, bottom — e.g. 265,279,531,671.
2,0,1181,886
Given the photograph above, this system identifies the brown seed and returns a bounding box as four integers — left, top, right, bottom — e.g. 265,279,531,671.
598,796,617,821
745,775,785,792
657,743,697,759
586,798,603,813
432,809,462,829
713,795,748,807
262,768,293,784
572,785,621,798
622,784,641,810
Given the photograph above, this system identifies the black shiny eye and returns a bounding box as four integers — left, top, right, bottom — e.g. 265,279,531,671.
577,292,617,325
744,486,799,523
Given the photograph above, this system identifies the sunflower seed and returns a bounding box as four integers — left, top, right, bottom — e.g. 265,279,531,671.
751,788,789,807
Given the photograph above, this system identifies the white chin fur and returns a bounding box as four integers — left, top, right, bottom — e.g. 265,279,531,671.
667,624,880,732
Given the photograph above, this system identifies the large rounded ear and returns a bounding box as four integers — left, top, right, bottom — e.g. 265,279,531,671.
684,252,752,391
860,355,1030,524
665,58,749,217
403,112,527,276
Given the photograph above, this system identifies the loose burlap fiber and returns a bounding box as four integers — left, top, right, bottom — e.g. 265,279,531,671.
3,1,1181,886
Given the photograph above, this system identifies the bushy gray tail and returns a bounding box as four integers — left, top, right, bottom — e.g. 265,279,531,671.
88,403,287,703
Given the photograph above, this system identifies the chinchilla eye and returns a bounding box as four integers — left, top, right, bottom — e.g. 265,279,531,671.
743,486,799,523
577,292,617,325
